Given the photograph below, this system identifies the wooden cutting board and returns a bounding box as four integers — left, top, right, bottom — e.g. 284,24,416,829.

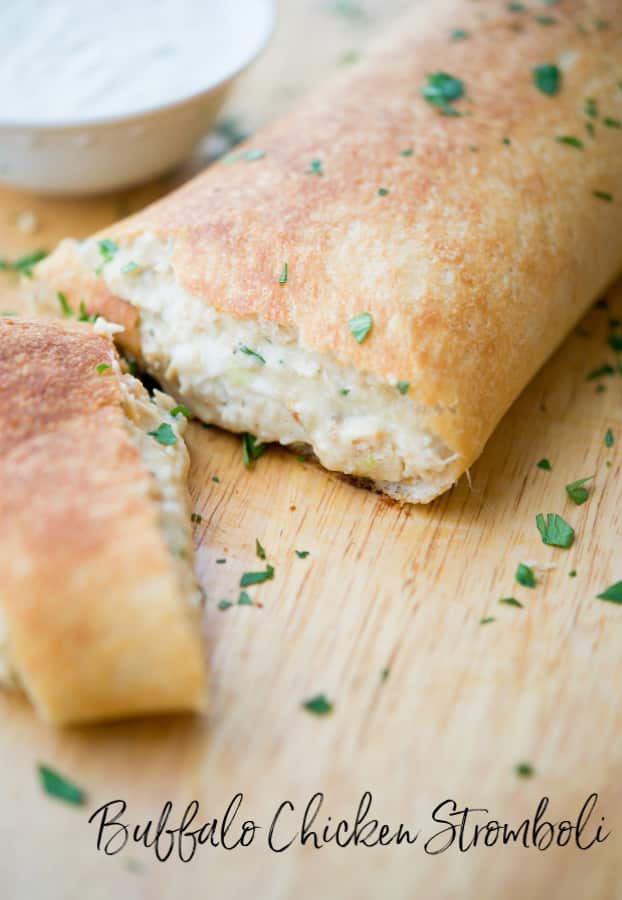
1,3,621,898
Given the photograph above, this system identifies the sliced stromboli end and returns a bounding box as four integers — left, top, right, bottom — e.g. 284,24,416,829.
0,317,206,724
29,236,465,504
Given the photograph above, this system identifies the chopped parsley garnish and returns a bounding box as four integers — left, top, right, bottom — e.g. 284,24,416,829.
480,616,496,625
38,764,86,806
586,121,595,138
0,248,47,277
400,148,414,157
535,14,556,24
239,343,266,364
295,550,310,558
603,117,621,129
584,97,598,118
378,187,389,196
597,582,622,604
536,513,574,548
212,476,220,483
170,404,192,419
499,597,523,608
238,591,253,605
57,291,73,317
302,694,333,716
339,388,350,396
191,512,202,523
587,362,615,380
381,667,391,680
306,158,323,175
594,190,614,202
536,458,552,470
217,599,232,611
147,422,177,446
594,18,609,30
421,71,465,116
97,238,119,269
121,261,140,275
555,135,584,149
569,570,577,578
256,538,266,560
240,564,274,587
507,1,526,10
78,300,98,322
278,262,288,284
397,381,410,395
515,762,535,778
565,475,594,505
533,63,561,96
502,137,512,145
242,432,267,468
216,558,226,564
516,563,536,588
348,311,373,343
450,28,468,40
95,363,110,374
605,428,614,447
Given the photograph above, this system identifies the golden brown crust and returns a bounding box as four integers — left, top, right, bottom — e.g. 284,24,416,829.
0,318,206,724
32,0,622,480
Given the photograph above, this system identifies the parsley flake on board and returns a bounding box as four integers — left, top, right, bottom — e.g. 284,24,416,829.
78,300,97,323
536,458,552,470
57,291,73,317
584,97,598,118
499,597,523,608
555,135,584,149
533,64,561,96
302,694,333,716
239,344,266,365
516,563,536,588
535,14,556,25
121,260,140,275
348,312,373,343
191,512,202,524
536,513,574,548
480,616,496,625
507,2,526,11
38,764,86,806
147,423,177,446
450,28,468,41
256,538,266,560
515,762,535,779
278,262,288,284
400,148,414,157
420,72,465,116
569,570,577,578
587,363,615,380
95,363,110,374
240,564,274,587
295,550,310,558
565,475,594,505
242,432,267,468
378,187,389,196
306,158,323,175
397,381,410,395
594,191,614,202
0,248,47,277
605,428,614,448
597,582,622,604
224,148,266,164
238,591,253,606
604,117,622,129
217,599,232,611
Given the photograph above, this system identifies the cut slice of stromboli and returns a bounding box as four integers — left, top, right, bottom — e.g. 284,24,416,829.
0,317,206,724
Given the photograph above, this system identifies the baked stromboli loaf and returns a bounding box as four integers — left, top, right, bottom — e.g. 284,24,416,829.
28,0,622,502
0,317,206,724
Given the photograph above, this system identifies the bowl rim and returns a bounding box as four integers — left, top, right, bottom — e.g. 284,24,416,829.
0,0,276,132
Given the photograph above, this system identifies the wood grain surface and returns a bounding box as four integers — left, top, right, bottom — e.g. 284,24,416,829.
1,2,621,898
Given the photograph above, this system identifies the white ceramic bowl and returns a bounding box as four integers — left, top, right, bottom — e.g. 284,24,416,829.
0,0,275,195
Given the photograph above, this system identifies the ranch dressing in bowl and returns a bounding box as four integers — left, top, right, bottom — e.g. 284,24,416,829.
0,0,274,192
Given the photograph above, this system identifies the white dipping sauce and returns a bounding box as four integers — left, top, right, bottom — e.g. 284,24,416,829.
0,0,271,124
